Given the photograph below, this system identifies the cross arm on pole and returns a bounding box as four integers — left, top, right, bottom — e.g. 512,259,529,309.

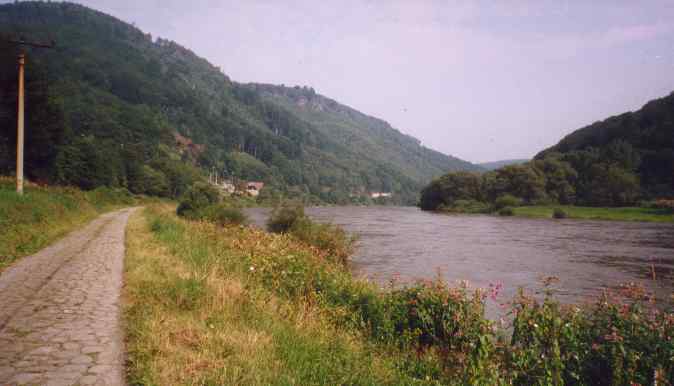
7,39,55,49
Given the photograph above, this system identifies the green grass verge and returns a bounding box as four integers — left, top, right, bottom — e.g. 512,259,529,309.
512,205,674,222
0,177,144,271
123,205,424,385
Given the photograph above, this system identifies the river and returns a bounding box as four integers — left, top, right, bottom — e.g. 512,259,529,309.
245,206,674,315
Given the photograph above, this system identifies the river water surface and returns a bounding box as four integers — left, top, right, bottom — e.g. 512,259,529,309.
246,207,674,315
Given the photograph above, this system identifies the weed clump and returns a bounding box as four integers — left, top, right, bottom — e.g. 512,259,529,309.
165,277,206,310
553,207,568,219
267,201,305,233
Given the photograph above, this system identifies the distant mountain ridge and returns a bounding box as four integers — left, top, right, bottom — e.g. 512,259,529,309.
478,159,528,171
0,1,479,204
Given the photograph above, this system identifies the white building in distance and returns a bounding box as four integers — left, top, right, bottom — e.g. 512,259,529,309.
370,192,392,199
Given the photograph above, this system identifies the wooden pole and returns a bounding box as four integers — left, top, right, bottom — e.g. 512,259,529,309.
16,53,25,195
6,39,54,195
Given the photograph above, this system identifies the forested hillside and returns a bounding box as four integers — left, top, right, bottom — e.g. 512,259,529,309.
420,92,674,211
536,92,674,199
247,83,481,185
0,2,478,204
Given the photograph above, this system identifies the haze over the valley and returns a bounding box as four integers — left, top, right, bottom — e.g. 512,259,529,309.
14,0,674,163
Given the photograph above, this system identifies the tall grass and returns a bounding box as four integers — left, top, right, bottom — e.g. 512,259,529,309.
128,204,674,385
0,177,141,271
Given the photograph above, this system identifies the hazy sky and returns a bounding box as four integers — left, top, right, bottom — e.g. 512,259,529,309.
26,1,674,162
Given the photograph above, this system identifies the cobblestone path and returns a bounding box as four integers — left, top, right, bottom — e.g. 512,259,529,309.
0,208,136,386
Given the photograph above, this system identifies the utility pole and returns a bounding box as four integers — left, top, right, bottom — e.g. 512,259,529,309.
8,38,54,195
16,53,24,194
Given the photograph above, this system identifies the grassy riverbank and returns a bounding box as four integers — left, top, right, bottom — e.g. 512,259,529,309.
124,204,673,385
0,177,144,271
512,205,674,222
123,205,422,384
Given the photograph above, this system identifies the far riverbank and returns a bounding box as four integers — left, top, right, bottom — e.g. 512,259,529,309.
510,205,674,223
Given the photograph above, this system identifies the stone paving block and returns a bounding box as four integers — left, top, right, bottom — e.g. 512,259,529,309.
70,355,93,365
44,379,78,386
10,371,41,384
82,345,104,354
79,374,100,385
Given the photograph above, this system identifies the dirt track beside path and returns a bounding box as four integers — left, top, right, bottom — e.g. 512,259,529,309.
0,208,137,386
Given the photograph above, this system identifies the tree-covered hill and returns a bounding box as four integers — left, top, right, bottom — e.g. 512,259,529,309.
247,83,482,184
536,92,674,198
420,92,674,211
0,1,479,204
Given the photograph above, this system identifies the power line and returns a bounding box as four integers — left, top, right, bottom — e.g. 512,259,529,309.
7,38,55,49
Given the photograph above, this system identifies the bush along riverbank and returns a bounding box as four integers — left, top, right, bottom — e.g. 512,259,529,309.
124,200,674,384
0,176,151,271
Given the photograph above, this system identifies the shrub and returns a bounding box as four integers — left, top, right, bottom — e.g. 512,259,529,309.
552,208,568,219
446,199,490,214
201,205,247,226
176,182,220,217
493,194,522,210
267,201,305,233
498,207,514,216
638,200,657,208
290,217,355,265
